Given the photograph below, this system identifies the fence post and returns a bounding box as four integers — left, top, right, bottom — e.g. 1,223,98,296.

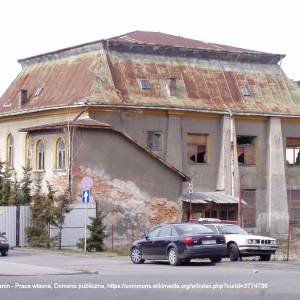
16,205,20,247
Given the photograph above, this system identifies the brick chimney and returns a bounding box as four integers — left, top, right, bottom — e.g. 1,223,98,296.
19,89,28,106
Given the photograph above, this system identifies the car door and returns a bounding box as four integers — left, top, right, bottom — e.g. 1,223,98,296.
155,225,173,259
139,226,161,259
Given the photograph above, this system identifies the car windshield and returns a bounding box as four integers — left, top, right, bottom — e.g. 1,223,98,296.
218,224,248,235
175,224,214,235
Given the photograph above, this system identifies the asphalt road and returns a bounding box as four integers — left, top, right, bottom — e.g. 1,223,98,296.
0,249,299,300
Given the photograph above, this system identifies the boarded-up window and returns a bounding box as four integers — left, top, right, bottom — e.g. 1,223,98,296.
242,189,256,228
287,190,300,227
286,138,300,166
147,131,162,150
237,136,256,165
187,134,208,163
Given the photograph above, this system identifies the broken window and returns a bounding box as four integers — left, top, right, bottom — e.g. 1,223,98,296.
286,138,300,166
187,134,208,164
237,136,256,165
139,79,151,90
147,131,162,151
167,77,176,97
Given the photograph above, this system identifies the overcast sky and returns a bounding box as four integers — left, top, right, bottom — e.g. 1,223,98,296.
0,0,299,96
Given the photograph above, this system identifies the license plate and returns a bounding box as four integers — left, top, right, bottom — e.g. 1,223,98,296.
260,246,271,250
202,240,216,245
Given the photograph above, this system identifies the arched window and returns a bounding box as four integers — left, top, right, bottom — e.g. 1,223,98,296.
25,133,29,163
7,134,14,168
36,140,45,170
56,138,66,169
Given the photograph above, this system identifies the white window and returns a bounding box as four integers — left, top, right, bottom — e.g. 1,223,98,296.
56,138,66,169
36,140,45,170
7,134,14,168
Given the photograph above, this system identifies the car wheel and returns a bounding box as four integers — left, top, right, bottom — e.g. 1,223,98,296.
130,247,145,264
168,247,181,266
228,243,240,261
259,254,271,261
1,251,7,257
210,256,222,263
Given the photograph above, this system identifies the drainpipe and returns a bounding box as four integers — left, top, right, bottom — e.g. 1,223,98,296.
229,110,235,197
228,110,242,226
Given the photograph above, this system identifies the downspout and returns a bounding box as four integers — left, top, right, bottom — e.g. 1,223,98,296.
229,110,235,197
228,109,242,226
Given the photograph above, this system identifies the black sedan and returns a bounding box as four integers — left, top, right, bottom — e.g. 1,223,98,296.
130,223,227,266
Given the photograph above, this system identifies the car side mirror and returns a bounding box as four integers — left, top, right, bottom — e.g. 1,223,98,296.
141,234,149,240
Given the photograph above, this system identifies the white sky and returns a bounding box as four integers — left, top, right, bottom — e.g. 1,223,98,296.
0,0,299,96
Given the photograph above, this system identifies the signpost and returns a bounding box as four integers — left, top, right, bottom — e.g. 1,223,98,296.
80,177,93,253
188,183,193,222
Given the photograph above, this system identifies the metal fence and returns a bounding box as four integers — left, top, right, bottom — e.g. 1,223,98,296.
0,203,96,248
0,206,30,247
50,203,96,248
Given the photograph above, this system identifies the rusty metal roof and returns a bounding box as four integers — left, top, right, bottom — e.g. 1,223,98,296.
1,31,299,116
19,118,112,132
182,192,240,204
19,117,190,181
109,31,266,54
0,51,101,114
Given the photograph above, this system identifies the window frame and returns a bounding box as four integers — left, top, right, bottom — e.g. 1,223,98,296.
187,133,209,164
139,79,151,90
147,131,163,151
286,138,300,166
56,137,66,170
237,135,256,166
35,139,45,171
7,134,14,168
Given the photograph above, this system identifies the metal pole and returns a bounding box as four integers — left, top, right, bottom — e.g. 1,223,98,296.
189,192,192,222
84,203,87,253
111,224,114,251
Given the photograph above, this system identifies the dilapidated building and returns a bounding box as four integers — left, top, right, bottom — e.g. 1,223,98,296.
1,31,300,245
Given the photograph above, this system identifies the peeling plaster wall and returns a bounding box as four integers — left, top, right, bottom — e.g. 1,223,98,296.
72,128,183,247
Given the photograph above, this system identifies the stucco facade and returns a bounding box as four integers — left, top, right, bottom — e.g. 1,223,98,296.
1,31,300,242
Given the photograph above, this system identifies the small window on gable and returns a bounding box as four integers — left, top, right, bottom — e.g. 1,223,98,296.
237,136,256,165
187,134,208,164
34,87,44,97
140,79,151,90
286,138,300,166
147,131,162,151
241,86,251,97
167,77,176,97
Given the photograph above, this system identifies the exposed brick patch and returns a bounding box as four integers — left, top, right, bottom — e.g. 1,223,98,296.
149,198,181,225
71,164,182,247
48,172,68,195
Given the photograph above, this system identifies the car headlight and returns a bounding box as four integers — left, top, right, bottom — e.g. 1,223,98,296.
247,239,254,244
271,240,276,245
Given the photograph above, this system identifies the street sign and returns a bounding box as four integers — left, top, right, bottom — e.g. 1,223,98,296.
80,176,93,190
82,190,90,204
188,183,193,193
